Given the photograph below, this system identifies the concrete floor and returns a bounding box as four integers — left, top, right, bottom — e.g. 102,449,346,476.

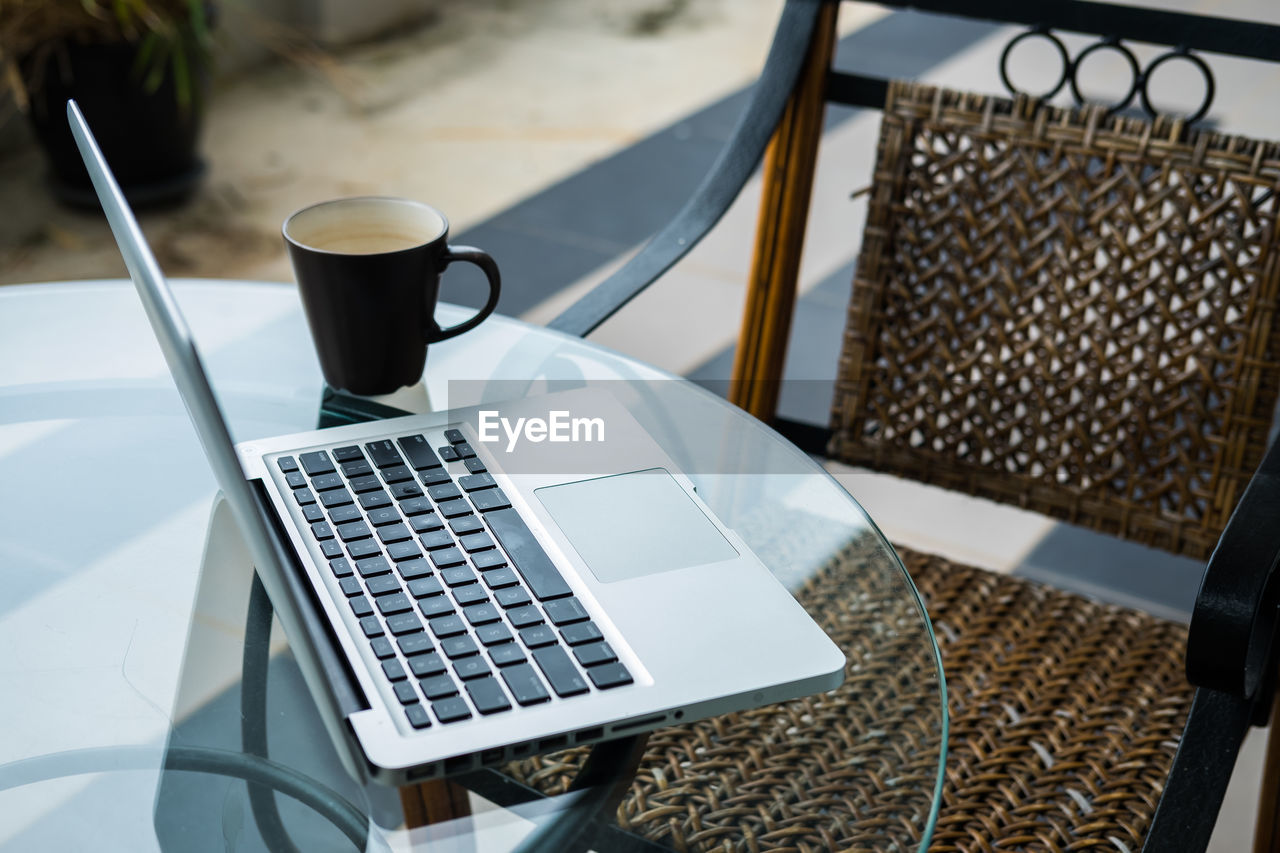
2,0,1277,848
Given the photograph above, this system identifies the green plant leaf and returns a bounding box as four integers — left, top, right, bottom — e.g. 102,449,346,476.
171,43,191,110
131,31,159,81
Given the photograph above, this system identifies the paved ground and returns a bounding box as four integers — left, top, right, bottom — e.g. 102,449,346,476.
3,0,1278,848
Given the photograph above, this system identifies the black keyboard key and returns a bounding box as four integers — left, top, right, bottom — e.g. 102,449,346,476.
428,483,462,502
544,598,589,626
519,625,558,648
387,612,424,636
399,634,435,657
419,530,454,551
460,532,495,553
350,595,374,617
399,497,434,516
410,653,447,679
336,520,372,542
431,697,472,722
286,471,308,489
347,539,381,560
370,636,396,659
432,549,467,570
485,508,572,600
489,644,527,667
408,577,445,598
320,488,354,509
360,616,384,637
377,593,413,616
444,428,466,445
310,473,344,492
587,662,633,690
405,704,432,729
438,500,472,519
355,556,391,578
410,513,444,534
472,551,508,572
466,677,511,714
482,567,519,588
398,435,443,470
277,456,299,473
455,442,477,459
574,641,618,667
463,602,500,625
441,635,479,659
381,465,414,484
455,585,489,607
311,521,334,541
319,540,344,560
293,488,316,507
365,440,404,469
471,488,511,513
506,605,543,629
387,541,423,562
429,614,467,639
348,474,383,494
459,473,496,492
341,458,374,478
560,622,604,646
339,576,363,597
366,574,402,596
420,468,452,487
328,505,361,525
382,659,407,681
476,623,514,647
495,587,531,609
360,490,392,511
398,558,433,580
501,663,550,706
394,681,419,705
302,505,326,524
450,515,484,535
454,657,492,681
532,646,590,697
366,506,402,527
438,446,460,463
440,565,476,586
420,673,458,699
333,445,364,462
378,523,412,544
299,451,334,476
419,597,454,619
465,457,487,474
329,557,353,578
391,482,425,501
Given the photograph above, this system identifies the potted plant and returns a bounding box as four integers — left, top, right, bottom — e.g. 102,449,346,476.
1,0,214,207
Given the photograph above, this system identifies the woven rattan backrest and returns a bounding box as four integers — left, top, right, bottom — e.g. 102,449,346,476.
831,81,1280,560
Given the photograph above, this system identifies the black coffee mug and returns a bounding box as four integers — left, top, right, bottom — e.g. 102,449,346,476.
283,197,501,396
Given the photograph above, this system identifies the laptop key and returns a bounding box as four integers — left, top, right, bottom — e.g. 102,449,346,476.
484,508,572,600
366,506,402,527
387,612,424,636
441,635,479,659
458,472,495,492
495,587,531,609
366,575,402,596
405,704,432,729
321,488,354,509
466,677,512,714
329,557,354,578
428,483,462,502
360,616,383,638
454,657,492,681
574,641,617,668
391,482,425,501
438,446,460,463
450,515,484,535
320,540,344,559
411,513,445,534
432,697,472,723
339,576,363,597
471,488,511,513
455,586,489,607
519,625,558,648
299,451,334,476
408,577,444,598
472,550,508,571
532,646,590,697
501,663,550,706
398,559,433,581
544,598,589,626
437,499,472,519
420,673,458,699
429,614,467,638
587,662,633,690
381,465,414,484
506,605,543,629
347,539,381,560
482,567,519,588
463,602,500,625
399,634,435,657
476,623,514,647
444,428,466,445
302,505,325,523
394,681,419,705
489,644,527,667
377,593,413,616
441,565,475,587
277,455,299,473
460,532,495,553
365,440,404,469
293,488,316,507
356,556,391,578
348,474,383,494
456,442,477,459
560,622,604,647
419,597,454,619
360,490,392,511
381,659,407,682
328,505,361,525
370,636,396,660
311,521,334,541
341,459,373,478
410,653,447,679
332,445,364,462
465,457,487,474
387,541,423,562
286,471,307,489
336,520,372,542
310,473,344,492
397,435,443,470
433,549,468,571
400,497,433,516
420,468,452,487
419,530,454,550
378,523,412,544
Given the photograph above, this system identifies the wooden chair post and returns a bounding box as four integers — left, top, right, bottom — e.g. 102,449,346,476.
728,0,837,421
400,779,474,834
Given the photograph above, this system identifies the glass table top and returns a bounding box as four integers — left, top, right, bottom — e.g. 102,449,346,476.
0,279,946,851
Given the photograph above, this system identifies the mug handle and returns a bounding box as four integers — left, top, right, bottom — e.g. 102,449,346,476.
428,245,502,342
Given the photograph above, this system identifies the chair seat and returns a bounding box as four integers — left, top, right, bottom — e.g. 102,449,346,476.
502,542,1193,852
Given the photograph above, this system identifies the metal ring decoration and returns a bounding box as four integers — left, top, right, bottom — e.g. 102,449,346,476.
999,28,1071,100
1069,38,1142,115
1141,49,1216,125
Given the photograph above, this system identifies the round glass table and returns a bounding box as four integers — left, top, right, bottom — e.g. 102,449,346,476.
0,279,946,851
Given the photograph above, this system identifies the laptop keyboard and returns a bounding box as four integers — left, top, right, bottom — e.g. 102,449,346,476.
275,429,632,731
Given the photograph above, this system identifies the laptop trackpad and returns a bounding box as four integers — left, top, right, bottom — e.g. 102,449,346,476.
535,468,738,583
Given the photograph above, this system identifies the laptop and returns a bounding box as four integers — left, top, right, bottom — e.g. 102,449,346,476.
68,100,846,785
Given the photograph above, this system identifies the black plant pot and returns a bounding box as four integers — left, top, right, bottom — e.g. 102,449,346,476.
22,38,210,209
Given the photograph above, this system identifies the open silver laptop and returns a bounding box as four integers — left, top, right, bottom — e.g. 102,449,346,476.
68,100,845,785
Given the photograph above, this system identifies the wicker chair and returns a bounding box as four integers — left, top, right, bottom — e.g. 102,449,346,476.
489,2,1280,851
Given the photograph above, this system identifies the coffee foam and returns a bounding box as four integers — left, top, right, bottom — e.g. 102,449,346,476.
286,197,447,255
